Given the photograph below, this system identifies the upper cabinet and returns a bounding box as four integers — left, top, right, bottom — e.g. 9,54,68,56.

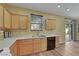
0,5,28,30
19,15,28,29
11,14,20,29
11,14,28,30
45,19,56,30
0,5,4,29
4,8,11,29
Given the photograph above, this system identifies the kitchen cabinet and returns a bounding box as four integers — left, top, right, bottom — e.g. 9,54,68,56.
17,39,33,56
0,5,28,30
10,37,59,56
0,5,4,28
10,38,47,56
19,15,28,29
10,41,18,56
4,8,11,29
33,39,41,53
45,19,56,30
19,44,33,56
11,14,20,29
10,39,34,56
40,38,47,51
11,14,28,30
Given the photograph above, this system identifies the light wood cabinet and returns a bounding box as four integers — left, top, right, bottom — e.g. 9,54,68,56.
33,39,41,53
0,5,28,30
19,44,33,56
19,15,28,29
10,41,18,56
10,37,59,56
11,14,20,29
11,14,28,30
4,9,11,29
17,39,33,56
0,5,4,28
40,38,47,51
10,38,47,56
45,19,56,30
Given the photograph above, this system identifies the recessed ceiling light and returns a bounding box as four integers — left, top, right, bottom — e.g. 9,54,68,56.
67,9,70,11
57,5,61,8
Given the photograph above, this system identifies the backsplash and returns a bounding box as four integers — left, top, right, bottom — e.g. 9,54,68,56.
10,30,56,37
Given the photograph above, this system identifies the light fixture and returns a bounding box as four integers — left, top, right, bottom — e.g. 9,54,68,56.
57,5,61,8
67,8,70,11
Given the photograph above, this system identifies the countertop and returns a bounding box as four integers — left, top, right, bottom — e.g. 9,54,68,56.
0,35,58,49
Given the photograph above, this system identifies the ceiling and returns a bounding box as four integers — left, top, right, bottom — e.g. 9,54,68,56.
9,3,79,19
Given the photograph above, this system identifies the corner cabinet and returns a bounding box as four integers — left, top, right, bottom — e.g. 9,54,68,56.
45,19,56,30
0,5,4,29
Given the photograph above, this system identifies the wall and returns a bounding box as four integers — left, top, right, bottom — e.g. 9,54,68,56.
4,4,65,44
76,20,79,40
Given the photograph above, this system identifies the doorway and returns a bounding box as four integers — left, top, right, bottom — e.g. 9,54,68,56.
65,20,76,42
65,24,72,42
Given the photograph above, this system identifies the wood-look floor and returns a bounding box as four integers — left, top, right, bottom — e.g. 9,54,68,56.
31,41,79,56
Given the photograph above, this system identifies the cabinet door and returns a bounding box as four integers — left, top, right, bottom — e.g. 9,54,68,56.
11,14,20,29
40,38,47,51
19,15,28,29
10,41,18,56
0,5,4,28
19,44,33,56
17,39,33,56
45,19,56,30
33,39,41,53
4,9,11,29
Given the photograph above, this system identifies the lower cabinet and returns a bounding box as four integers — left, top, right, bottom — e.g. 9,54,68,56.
10,38,47,56
40,38,47,51
18,44,33,56
17,39,33,56
33,39,41,53
10,41,18,56
10,37,59,56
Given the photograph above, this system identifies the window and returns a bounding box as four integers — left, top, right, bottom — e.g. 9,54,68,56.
30,14,43,31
